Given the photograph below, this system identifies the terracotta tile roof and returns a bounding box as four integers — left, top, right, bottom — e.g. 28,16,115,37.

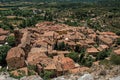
114,49,120,55
87,47,99,54
53,56,75,71
44,64,56,70
76,40,87,46
48,50,57,55
65,41,76,46
60,57,75,70
98,36,113,45
6,47,25,60
97,44,109,51
55,62,63,71
27,48,48,65
39,58,54,67
0,35,7,41
43,31,55,37
57,51,70,55
69,67,89,74
0,28,9,35
85,39,95,45
34,39,48,48
93,61,100,66
100,32,116,35
88,33,96,39
87,28,94,34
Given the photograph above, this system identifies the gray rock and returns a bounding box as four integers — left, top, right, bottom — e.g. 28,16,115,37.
78,74,94,80
20,75,43,80
52,74,79,80
0,74,17,80
109,76,120,80
0,66,2,69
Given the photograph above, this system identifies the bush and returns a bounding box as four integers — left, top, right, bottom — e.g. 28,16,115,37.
81,55,94,67
27,65,37,76
10,70,26,79
40,70,55,80
110,53,120,65
96,49,111,60
116,38,120,45
66,52,79,62
6,36,15,47
57,41,66,50
0,45,11,66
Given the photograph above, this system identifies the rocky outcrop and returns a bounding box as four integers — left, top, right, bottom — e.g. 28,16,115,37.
20,75,43,80
0,72,17,80
78,74,94,80
109,76,120,80
0,72,43,80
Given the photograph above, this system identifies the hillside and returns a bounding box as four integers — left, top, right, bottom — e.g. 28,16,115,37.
0,0,120,80
0,0,110,3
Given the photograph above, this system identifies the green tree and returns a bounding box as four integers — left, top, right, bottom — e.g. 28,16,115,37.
84,55,94,67
40,70,55,80
58,41,65,50
116,38,120,45
96,49,111,60
0,45,11,66
6,36,15,47
67,52,79,62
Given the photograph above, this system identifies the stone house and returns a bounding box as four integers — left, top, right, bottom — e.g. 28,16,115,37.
0,28,9,36
0,28,9,45
0,35,7,44
114,49,120,56
86,47,99,56
27,48,48,65
6,47,26,70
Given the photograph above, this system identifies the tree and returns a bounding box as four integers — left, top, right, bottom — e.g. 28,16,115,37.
6,36,15,47
96,49,111,60
53,41,58,50
19,17,37,28
40,70,55,80
67,52,79,62
75,45,80,52
58,41,65,50
84,55,94,67
0,45,11,66
116,38,120,45
44,12,53,21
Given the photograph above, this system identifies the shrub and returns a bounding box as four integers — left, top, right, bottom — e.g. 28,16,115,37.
57,41,66,50
0,45,11,66
66,52,79,62
96,49,111,60
40,70,55,80
6,36,15,47
116,38,120,45
82,55,94,67
27,65,37,76
110,53,120,65
10,70,26,79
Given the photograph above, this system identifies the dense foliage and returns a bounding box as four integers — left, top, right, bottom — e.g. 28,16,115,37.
110,53,120,65
6,35,15,47
0,45,11,66
0,0,119,33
